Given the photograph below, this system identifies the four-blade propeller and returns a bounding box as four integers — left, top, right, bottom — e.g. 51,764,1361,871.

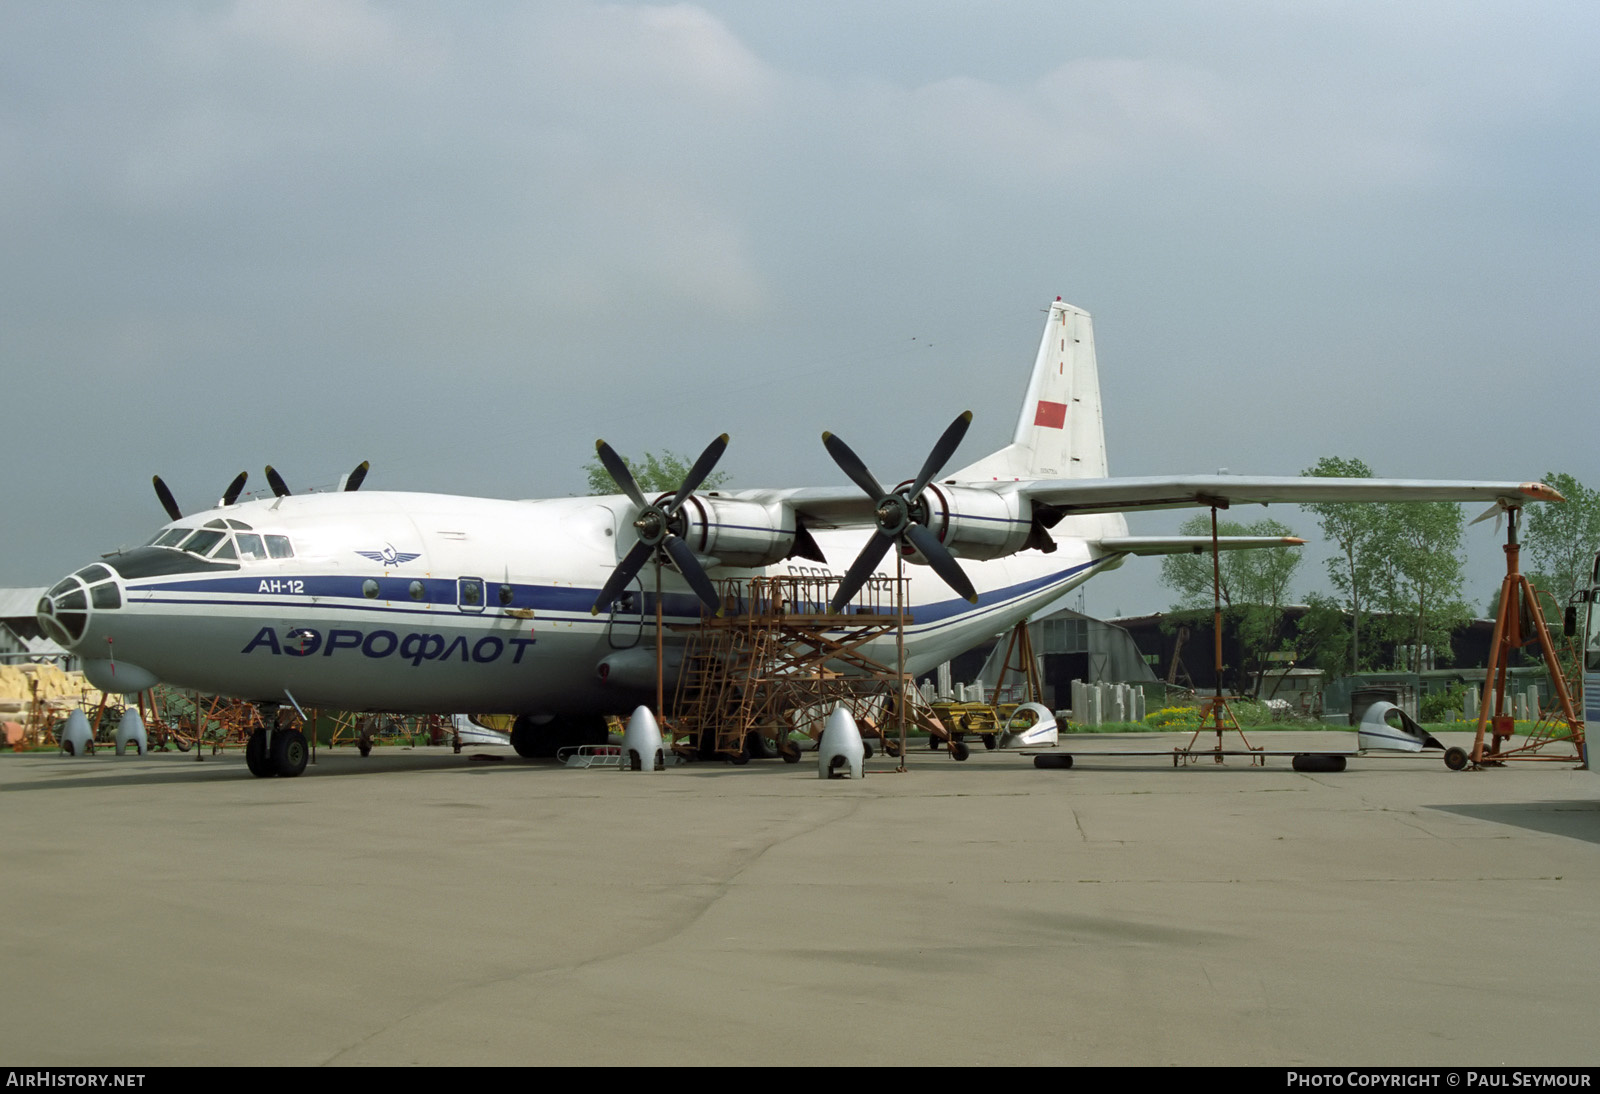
590,435,729,618
153,461,370,520
820,411,979,613
152,471,249,521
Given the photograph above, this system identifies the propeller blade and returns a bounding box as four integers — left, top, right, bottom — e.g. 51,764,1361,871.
596,441,647,509
822,431,885,500
905,522,977,604
665,434,730,516
1469,500,1505,526
829,531,895,613
591,540,655,615
344,461,370,493
220,472,248,507
664,536,722,616
908,411,972,500
264,466,291,498
152,476,182,522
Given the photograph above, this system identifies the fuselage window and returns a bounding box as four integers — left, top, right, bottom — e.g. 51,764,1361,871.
408,580,425,601
179,529,226,555
265,535,294,559
236,534,267,560
499,584,515,606
460,580,482,606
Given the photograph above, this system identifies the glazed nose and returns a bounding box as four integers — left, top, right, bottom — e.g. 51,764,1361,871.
35,564,123,649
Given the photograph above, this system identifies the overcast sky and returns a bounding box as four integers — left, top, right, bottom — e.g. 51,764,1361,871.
3,1,1596,617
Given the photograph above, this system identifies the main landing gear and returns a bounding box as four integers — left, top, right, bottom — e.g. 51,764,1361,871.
245,703,309,778
510,713,610,759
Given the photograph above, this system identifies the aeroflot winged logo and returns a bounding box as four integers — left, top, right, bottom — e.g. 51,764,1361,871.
355,544,422,567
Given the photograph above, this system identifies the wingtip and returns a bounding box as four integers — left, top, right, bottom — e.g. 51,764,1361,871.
1523,481,1566,503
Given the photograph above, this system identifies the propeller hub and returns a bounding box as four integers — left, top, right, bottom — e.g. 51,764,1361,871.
634,508,667,545
875,494,913,537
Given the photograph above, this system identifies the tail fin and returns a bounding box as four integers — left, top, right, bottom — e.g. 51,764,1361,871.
951,299,1108,482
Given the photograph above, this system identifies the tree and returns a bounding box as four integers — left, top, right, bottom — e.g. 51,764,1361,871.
1300,456,1383,670
1158,513,1301,693
1158,514,1298,611
1369,499,1471,672
1302,456,1471,672
583,449,730,496
1523,471,1600,608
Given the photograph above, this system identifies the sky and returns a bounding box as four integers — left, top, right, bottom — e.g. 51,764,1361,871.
3,1,1597,618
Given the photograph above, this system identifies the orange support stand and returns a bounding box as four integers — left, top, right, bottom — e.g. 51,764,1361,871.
1176,505,1264,766
1468,507,1585,768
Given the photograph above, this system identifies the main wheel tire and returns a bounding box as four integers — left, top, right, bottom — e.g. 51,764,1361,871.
270,730,308,777
510,718,542,758
245,730,272,777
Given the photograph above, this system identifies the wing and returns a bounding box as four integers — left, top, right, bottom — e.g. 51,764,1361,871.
732,476,1559,531
1012,475,1562,516
1097,535,1305,556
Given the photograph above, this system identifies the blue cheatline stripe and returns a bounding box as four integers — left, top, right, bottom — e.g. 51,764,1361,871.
127,554,1113,632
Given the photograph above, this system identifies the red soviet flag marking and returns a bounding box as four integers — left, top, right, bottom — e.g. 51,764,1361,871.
1034,400,1067,429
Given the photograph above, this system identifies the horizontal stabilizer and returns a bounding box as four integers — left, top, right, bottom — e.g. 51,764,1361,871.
1094,535,1304,557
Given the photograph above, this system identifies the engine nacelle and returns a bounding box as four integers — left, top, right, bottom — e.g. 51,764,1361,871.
671,496,798,569
913,485,1034,562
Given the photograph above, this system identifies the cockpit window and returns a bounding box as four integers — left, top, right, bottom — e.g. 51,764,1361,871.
236,534,267,560
179,529,226,555
211,538,238,560
265,535,294,559
90,583,121,610
152,528,190,548
225,519,252,531
203,519,227,529
75,565,112,584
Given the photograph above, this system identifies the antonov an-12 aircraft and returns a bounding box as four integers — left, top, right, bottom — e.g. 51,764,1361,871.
36,299,1560,776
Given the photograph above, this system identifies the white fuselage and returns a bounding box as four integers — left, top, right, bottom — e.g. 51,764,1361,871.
43,489,1120,715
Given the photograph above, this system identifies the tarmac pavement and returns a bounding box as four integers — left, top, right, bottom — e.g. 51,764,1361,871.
1,731,1596,1067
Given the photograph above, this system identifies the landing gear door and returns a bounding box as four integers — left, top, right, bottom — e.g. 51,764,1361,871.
457,577,486,614
607,576,644,649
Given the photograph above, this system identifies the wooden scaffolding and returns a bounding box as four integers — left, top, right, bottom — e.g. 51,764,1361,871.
668,574,949,760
